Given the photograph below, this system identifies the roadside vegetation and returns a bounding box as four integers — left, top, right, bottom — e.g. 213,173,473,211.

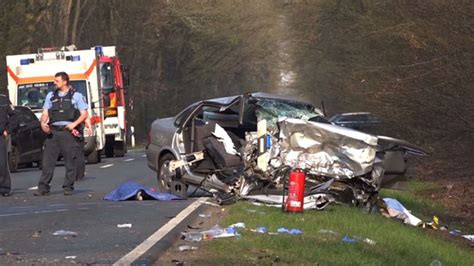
188,199,473,265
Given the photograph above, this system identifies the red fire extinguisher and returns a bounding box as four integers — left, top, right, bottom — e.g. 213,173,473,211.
284,169,305,212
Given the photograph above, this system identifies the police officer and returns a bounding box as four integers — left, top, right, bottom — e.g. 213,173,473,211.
0,94,15,197
34,72,88,196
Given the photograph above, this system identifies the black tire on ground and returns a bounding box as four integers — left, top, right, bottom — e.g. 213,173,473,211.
87,149,101,164
105,136,114,158
114,141,125,157
8,146,19,173
157,153,176,193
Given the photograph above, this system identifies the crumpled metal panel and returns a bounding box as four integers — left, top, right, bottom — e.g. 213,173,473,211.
278,118,378,179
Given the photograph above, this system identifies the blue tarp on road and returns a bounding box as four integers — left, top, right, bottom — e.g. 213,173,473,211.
104,181,181,201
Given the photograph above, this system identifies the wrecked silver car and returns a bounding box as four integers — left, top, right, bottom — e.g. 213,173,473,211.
146,92,427,208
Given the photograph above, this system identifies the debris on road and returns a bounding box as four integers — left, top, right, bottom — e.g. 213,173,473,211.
380,198,422,226
182,225,240,242
65,256,77,259
276,228,303,235
31,231,41,238
117,223,132,228
52,230,78,237
178,245,198,252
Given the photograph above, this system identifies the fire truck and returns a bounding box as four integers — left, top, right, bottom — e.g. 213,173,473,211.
6,45,129,163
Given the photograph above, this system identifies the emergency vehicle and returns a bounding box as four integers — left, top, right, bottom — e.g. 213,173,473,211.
6,45,129,163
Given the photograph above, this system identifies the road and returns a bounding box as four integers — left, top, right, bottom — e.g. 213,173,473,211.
0,150,205,265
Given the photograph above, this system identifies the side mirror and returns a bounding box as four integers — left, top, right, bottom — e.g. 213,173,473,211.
120,65,130,87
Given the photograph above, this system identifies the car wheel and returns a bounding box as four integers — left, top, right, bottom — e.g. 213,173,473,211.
114,141,126,157
8,146,19,173
157,153,176,193
87,150,101,164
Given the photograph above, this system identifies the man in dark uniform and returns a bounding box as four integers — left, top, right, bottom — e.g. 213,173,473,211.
0,93,16,197
34,72,88,196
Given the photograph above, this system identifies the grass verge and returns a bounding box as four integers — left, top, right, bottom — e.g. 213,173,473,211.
189,198,473,265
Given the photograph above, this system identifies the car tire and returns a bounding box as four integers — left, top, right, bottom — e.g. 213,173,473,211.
157,153,176,193
8,146,19,173
87,150,101,164
105,136,115,158
114,141,126,157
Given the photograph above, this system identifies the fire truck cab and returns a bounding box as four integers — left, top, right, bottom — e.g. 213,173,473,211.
6,45,129,163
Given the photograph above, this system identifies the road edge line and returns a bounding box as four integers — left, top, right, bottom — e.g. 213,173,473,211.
113,197,206,265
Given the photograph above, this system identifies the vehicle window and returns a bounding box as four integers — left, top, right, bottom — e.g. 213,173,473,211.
17,81,88,110
100,63,115,93
254,98,320,130
174,102,199,127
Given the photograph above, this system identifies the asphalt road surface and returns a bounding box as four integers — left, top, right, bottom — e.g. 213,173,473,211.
0,150,205,265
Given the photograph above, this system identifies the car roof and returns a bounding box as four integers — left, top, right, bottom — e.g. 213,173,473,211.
204,92,308,105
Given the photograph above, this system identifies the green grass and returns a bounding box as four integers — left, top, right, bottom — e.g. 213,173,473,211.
192,201,474,265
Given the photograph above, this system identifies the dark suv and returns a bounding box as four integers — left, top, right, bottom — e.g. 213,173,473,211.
8,106,46,172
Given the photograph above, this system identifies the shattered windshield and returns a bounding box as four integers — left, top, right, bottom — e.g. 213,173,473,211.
254,98,322,130
18,81,88,110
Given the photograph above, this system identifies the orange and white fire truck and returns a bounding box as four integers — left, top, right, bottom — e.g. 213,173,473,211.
6,45,129,163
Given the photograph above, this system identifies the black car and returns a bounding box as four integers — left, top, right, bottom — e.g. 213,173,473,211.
7,106,46,172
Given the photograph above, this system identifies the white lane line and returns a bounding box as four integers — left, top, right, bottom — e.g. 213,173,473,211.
100,164,114,169
0,212,28,217
28,186,38,190
34,209,69,214
124,158,135,162
114,198,206,265
49,204,67,207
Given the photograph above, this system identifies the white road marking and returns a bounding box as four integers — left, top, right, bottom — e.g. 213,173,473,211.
100,164,114,169
114,198,206,265
124,158,135,162
141,155,146,157
28,186,38,190
34,209,69,214
0,212,28,217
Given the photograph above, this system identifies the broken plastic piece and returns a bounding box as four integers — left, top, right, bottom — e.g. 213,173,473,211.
198,213,211,218
277,227,302,235
183,232,203,242
228,222,246,229
52,230,78,237
318,229,339,235
255,226,267,234
178,245,198,252
342,235,357,243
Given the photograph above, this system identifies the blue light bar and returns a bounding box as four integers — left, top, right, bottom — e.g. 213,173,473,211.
71,55,81,61
20,59,32,65
95,46,103,56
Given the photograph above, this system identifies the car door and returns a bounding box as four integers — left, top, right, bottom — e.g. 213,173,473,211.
20,107,44,161
11,107,33,162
